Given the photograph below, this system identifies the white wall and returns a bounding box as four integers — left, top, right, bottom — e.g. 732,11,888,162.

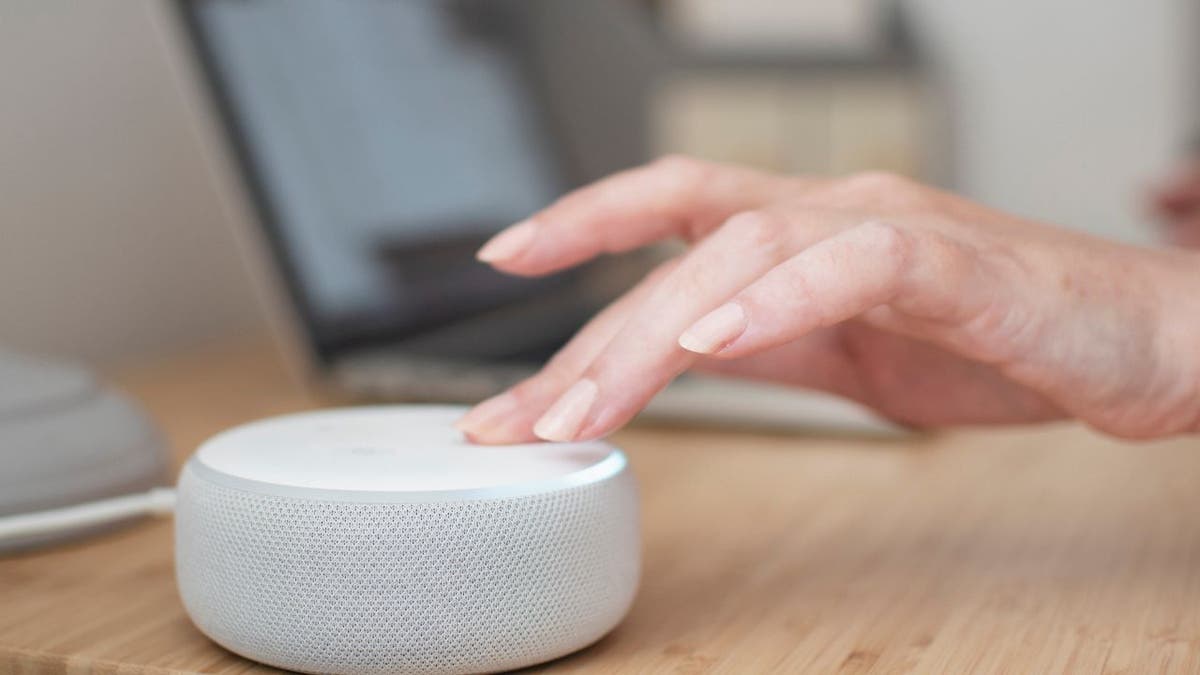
0,1,261,365
904,0,1197,244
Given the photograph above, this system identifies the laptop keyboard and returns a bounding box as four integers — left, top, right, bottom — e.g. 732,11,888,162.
334,357,532,403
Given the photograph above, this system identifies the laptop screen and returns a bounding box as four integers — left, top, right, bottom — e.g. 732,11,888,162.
182,0,646,363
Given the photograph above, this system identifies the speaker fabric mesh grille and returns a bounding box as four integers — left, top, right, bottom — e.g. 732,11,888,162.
175,465,639,675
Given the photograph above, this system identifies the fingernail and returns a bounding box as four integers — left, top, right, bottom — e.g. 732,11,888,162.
533,379,598,442
455,391,518,434
477,220,537,263
679,302,748,354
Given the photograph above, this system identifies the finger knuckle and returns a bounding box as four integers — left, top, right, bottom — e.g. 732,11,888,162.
846,170,912,192
922,231,987,293
649,154,711,187
858,220,912,266
842,172,928,208
720,210,788,249
921,229,965,266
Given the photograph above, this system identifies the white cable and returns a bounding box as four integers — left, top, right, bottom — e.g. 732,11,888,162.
0,488,176,542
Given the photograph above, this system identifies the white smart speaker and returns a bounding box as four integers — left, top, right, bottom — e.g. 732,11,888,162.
174,406,640,675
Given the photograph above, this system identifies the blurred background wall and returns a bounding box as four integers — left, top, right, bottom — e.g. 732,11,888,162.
903,0,1198,244
0,1,261,365
0,0,1195,365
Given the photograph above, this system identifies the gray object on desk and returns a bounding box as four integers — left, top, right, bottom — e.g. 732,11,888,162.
0,350,171,553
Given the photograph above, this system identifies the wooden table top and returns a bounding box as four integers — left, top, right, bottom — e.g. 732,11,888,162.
3,337,1200,674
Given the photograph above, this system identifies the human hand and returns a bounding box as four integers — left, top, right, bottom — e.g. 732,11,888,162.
457,157,1200,443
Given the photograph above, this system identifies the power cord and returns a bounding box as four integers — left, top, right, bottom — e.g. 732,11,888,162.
0,488,176,543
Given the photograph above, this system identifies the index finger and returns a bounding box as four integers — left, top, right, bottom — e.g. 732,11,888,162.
476,156,800,276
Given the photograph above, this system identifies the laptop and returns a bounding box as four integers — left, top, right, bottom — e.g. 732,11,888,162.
165,0,897,435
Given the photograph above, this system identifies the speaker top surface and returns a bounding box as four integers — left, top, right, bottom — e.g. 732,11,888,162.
192,406,623,498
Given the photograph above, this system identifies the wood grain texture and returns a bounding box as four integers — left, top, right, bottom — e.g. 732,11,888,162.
2,337,1200,674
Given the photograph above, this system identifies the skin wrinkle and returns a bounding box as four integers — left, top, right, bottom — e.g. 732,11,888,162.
1136,256,1200,435
1150,235,1200,433
827,230,1171,433
999,247,1188,438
